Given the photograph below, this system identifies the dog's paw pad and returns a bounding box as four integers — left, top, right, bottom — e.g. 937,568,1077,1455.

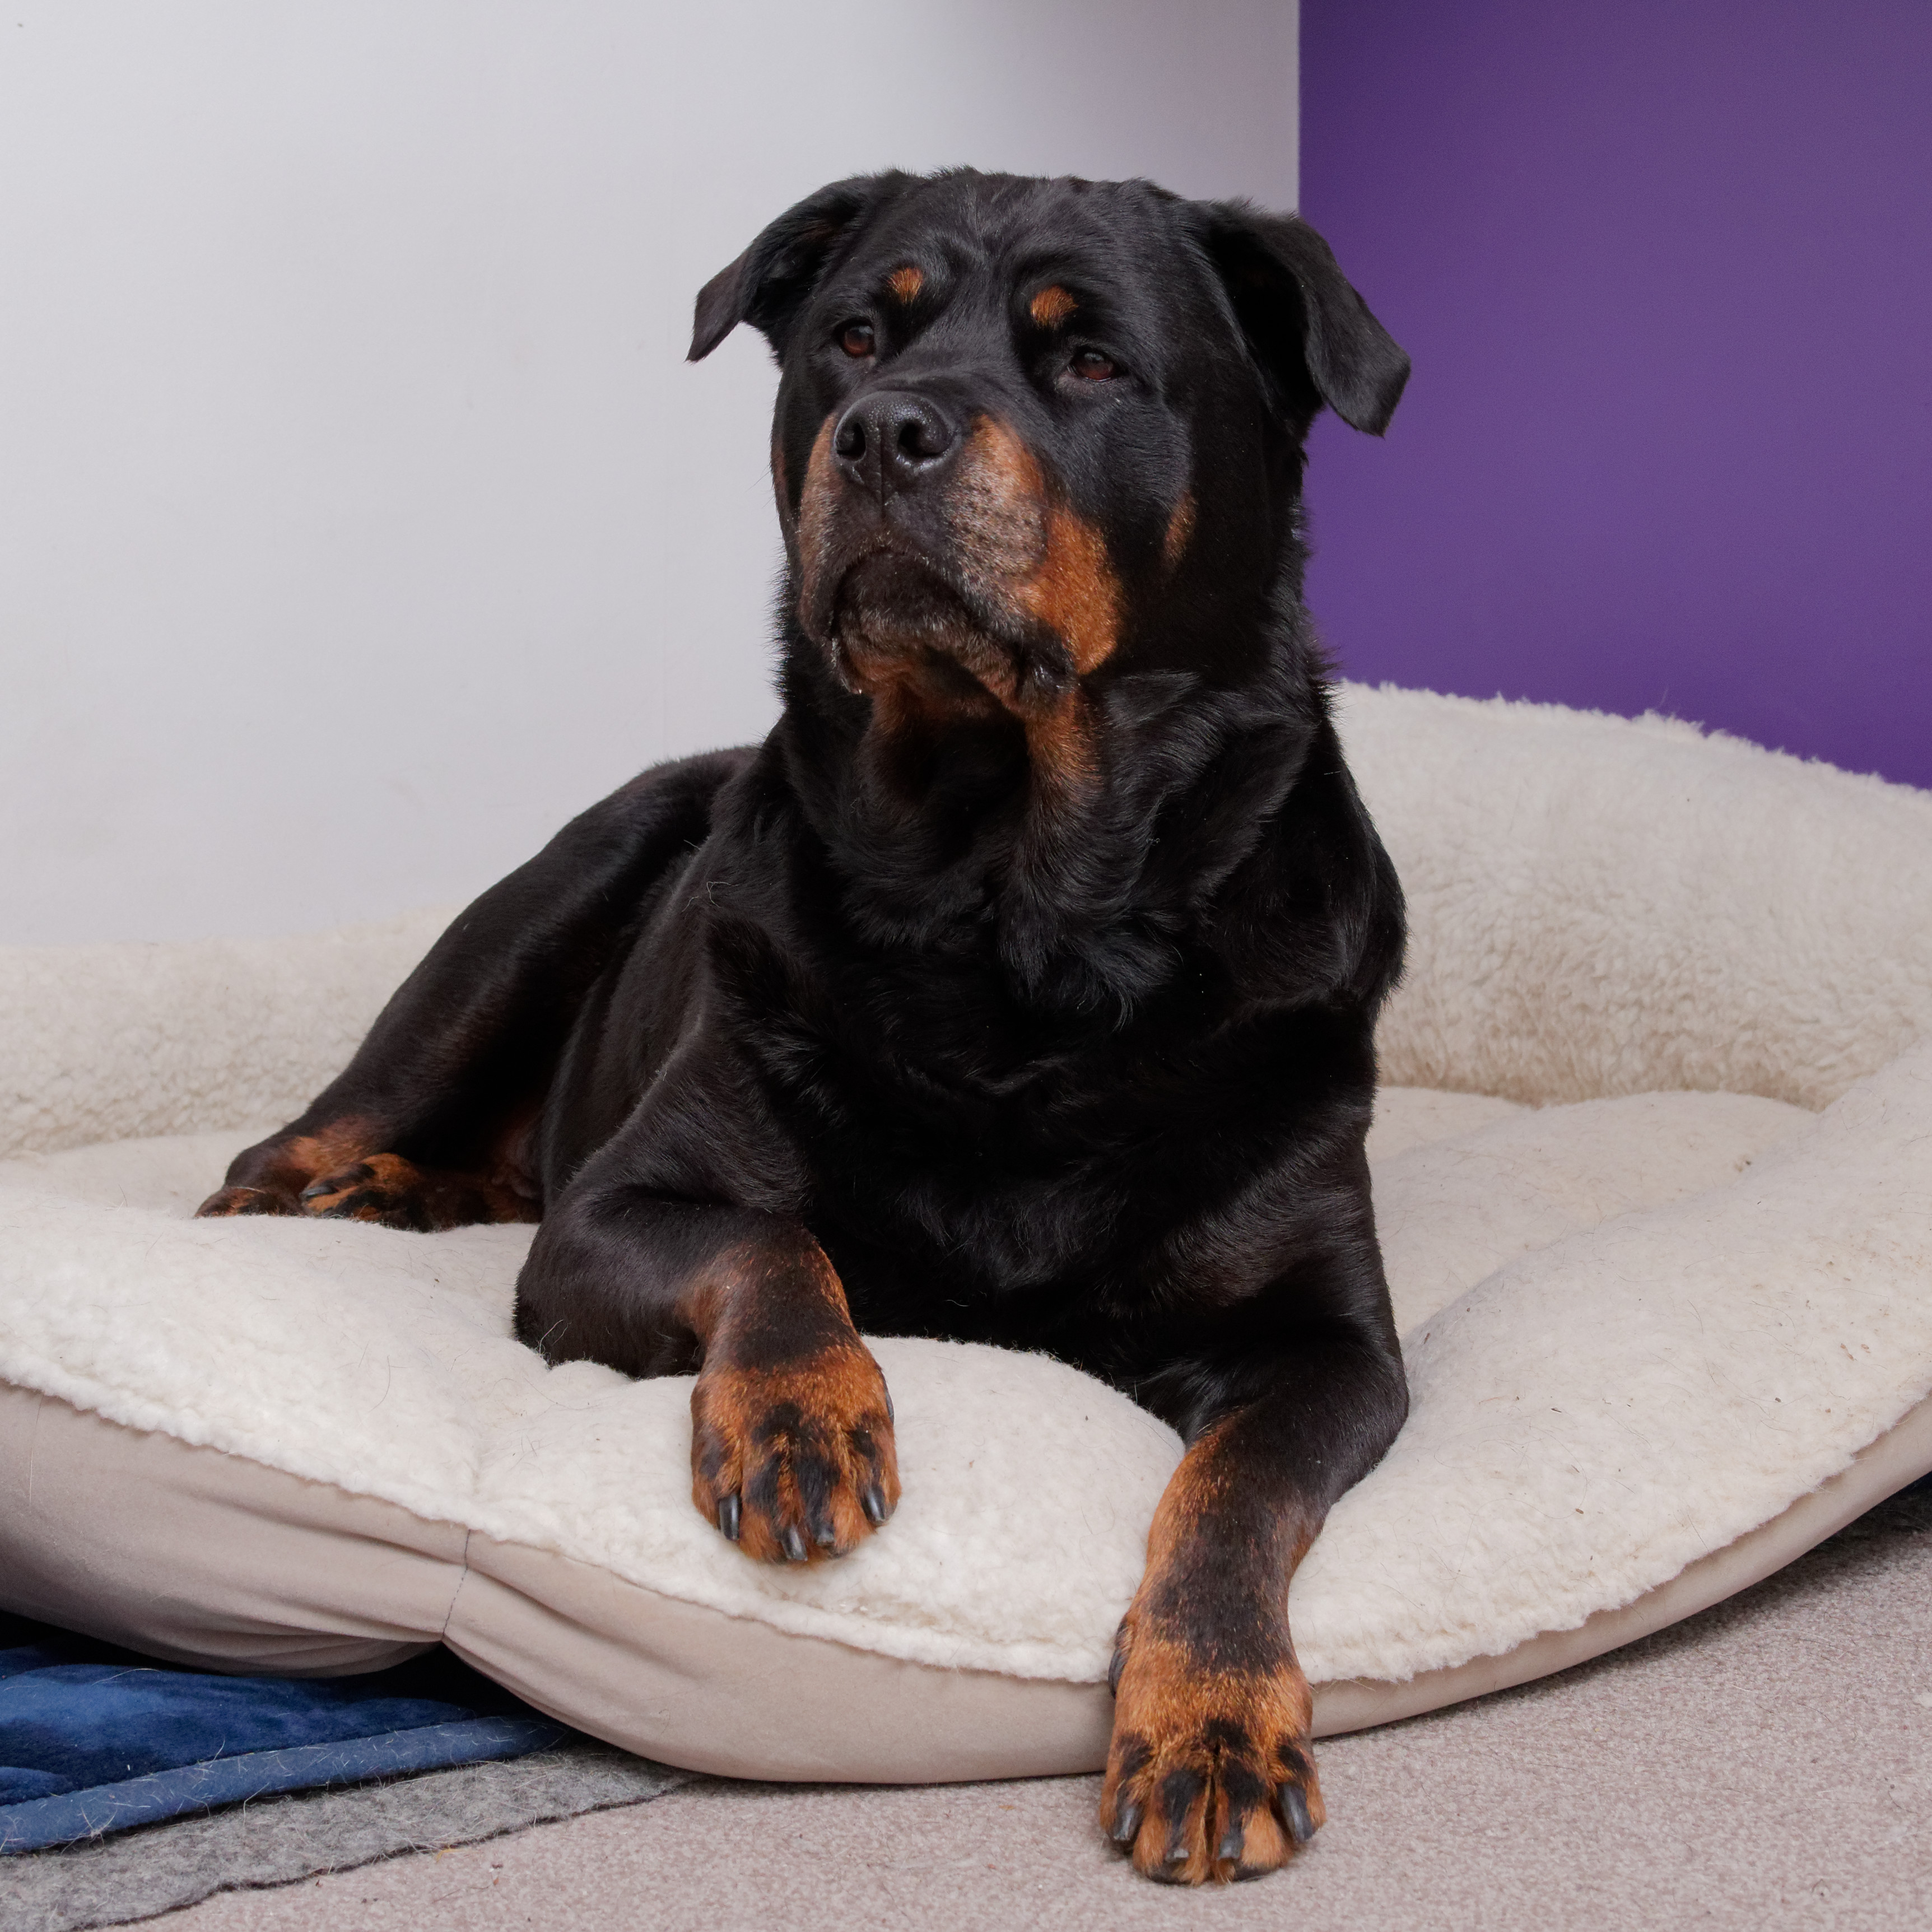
194,1185,300,1218
1100,1626,1320,1884
691,1345,900,1563
299,1155,435,1231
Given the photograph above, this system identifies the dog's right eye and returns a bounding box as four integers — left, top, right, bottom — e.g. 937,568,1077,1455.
839,321,876,359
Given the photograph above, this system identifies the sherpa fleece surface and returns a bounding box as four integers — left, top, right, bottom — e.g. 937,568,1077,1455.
0,683,1928,1771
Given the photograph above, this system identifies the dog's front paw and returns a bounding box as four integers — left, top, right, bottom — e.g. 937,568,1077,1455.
690,1342,899,1563
1100,1617,1322,1884
299,1154,438,1230
195,1185,300,1218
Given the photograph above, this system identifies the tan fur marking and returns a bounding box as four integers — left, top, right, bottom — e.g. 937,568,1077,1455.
298,1149,540,1229
689,1343,899,1561
684,1236,900,1565
811,412,1115,789
678,1233,850,1349
1030,284,1077,328
300,1150,420,1218
951,415,1052,585
297,1150,420,1222
279,1119,381,1187
950,416,1121,673
195,1115,383,1216
859,659,1009,739
1164,490,1196,573
1020,690,1099,795
794,416,840,630
1100,1424,1325,1884
1104,1630,1318,1883
887,264,924,302
192,1185,292,1218
1027,504,1123,673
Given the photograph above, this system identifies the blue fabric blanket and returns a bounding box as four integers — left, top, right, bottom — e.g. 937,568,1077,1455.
0,1613,569,1854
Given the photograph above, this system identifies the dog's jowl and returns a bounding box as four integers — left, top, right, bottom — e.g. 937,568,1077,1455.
199,170,1412,1884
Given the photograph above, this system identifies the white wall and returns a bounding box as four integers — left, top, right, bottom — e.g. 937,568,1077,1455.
0,1,1298,943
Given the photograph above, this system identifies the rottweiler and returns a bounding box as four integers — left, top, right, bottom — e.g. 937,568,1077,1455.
198,168,1412,1884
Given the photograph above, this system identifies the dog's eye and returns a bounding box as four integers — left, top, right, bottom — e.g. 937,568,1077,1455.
839,321,876,359
1069,348,1116,381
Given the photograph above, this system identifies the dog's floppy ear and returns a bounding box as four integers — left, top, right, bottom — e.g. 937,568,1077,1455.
689,174,907,363
1201,202,1410,436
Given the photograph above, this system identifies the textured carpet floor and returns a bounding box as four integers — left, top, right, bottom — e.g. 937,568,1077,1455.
118,1483,1931,1932
0,1744,688,1931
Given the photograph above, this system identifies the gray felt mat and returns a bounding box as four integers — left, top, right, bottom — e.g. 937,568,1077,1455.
0,1739,691,1931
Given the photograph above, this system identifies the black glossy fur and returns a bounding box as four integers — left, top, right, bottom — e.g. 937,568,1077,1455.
200,170,1413,1884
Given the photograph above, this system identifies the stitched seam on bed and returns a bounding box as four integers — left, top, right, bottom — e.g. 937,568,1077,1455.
440,1528,474,1642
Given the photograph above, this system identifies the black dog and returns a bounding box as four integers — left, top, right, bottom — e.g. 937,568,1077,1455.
199,169,1411,1884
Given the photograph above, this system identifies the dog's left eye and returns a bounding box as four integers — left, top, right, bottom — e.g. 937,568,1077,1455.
1069,348,1116,381
839,321,876,358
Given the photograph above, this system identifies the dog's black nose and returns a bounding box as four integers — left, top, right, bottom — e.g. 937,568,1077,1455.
832,391,956,499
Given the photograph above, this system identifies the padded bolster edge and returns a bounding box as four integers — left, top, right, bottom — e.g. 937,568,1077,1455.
0,1383,1113,1781
446,1535,1114,1783
0,1382,459,1675
6,1380,1928,1776
1314,1385,1932,1734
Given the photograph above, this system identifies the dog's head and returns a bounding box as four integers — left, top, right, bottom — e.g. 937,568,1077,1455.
690,171,1406,749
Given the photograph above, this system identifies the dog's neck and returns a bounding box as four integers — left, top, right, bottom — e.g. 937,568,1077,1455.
770,610,1329,1023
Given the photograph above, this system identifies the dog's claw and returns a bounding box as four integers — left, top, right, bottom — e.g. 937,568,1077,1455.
1104,1635,1321,1883
195,1185,300,1218
301,1164,370,1204
690,1349,900,1565
1110,1799,1143,1845
1276,1783,1316,1844
718,1493,741,1542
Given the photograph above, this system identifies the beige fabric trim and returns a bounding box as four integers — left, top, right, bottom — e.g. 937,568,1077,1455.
0,1381,457,1675
4,1381,1928,1778
448,1536,1112,1782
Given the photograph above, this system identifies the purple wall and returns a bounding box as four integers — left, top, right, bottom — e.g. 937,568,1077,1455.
1299,1,1932,790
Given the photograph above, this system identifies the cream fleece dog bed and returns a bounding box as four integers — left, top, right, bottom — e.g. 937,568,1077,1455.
3,685,1929,1782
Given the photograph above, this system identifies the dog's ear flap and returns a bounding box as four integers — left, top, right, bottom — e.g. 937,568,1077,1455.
689,174,907,364
1201,202,1410,436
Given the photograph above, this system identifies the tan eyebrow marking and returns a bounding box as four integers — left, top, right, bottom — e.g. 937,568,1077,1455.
887,265,924,302
1030,285,1077,328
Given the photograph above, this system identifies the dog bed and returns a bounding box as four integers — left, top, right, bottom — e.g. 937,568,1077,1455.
2,684,1929,1781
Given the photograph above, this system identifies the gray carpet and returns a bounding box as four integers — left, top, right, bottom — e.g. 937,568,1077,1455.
0,1742,689,1931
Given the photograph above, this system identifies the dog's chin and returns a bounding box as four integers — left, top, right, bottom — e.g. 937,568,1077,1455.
826,552,1030,713
833,551,975,646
